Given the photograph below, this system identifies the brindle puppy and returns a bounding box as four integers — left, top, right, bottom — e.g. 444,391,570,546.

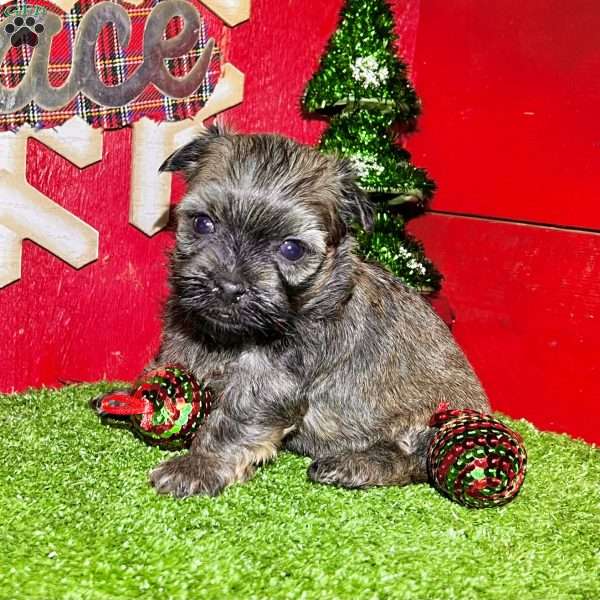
97,125,489,497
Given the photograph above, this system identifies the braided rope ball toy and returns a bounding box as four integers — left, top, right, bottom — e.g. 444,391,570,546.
98,365,212,450
427,403,527,508
97,368,527,508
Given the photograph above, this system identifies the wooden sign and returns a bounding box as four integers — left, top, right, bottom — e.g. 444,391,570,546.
0,0,248,287
0,2,216,112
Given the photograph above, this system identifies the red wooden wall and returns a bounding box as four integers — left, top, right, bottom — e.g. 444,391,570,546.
405,0,600,444
1,0,598,444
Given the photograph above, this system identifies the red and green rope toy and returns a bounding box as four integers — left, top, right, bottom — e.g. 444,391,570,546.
427,403,527,508
99,365,212,450
99,368,526,508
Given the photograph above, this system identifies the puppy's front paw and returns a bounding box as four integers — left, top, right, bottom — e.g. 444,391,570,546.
149,454,232,498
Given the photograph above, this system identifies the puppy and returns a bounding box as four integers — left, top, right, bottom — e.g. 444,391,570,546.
99,125,489,497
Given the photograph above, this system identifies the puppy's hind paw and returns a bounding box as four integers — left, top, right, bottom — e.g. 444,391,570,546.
308,444,424,489
308,454,366,488
149,454,231,498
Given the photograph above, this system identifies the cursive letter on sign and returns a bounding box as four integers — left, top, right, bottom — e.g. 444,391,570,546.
0,0,215,113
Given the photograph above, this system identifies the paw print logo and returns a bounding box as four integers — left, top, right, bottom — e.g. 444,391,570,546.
4,15,45,48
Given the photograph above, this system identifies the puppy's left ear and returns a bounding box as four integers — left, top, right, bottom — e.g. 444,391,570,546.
337,158,374,232
159,122,227,179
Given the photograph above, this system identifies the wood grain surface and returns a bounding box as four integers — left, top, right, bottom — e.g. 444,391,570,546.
408,213,600,443
408,0,600,231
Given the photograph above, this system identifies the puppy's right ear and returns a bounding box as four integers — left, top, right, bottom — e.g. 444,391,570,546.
159,123,226,179
337,158,375,232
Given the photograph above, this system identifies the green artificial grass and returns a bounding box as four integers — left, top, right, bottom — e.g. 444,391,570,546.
1,384,599,600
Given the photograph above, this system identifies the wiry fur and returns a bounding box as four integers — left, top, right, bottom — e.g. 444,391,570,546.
97,125,489,497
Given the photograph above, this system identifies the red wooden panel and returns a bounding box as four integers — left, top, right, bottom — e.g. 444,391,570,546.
407,213,600,445
0,130,171,391
224,0,343,142
408,0,600,231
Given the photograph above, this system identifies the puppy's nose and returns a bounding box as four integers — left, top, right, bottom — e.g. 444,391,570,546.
215,277,247,303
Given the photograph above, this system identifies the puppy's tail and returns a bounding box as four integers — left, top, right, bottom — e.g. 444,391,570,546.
396,427,436,483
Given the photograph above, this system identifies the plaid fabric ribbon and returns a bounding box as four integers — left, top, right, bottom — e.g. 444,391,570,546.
0,0,221,131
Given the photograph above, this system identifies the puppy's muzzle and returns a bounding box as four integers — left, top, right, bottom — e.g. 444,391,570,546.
212,275,248,304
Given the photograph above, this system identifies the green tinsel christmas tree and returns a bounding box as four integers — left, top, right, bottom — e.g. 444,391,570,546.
303,0,441,292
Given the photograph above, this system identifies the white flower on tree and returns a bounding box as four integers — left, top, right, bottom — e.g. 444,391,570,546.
349,153,385,178
350,56,389,88
396,246,411,258
391,246,427,275
407,258,427,275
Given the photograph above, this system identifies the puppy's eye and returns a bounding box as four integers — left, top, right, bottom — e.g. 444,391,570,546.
279,239,305,261
193,214,215,235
